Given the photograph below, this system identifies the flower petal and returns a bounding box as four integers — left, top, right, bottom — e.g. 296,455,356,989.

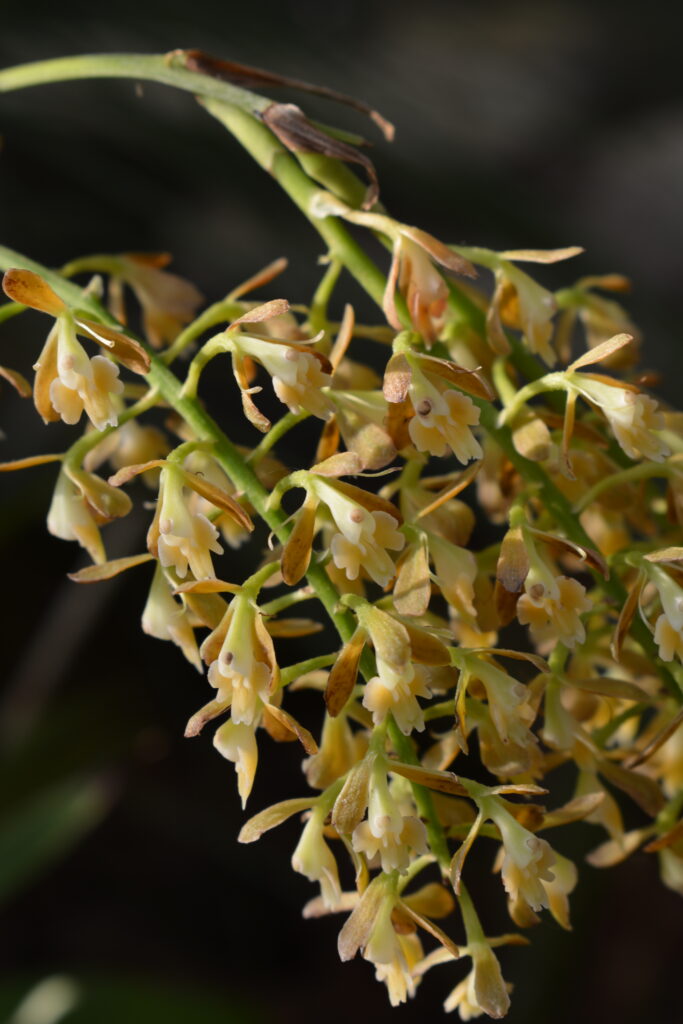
2,268,66,315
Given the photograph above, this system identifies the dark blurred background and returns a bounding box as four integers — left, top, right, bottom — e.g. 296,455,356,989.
1,1,683,1021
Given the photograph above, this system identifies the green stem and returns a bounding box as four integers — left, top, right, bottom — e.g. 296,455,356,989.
398,454,426,492
387,721,451,871
0,53,270,113
396,854,434,892
592,703,648,747
573,461,673,513
260,586,314,616
0,301,25,325
328,321,394,344
457,880,486,944
308,258,343,334
166,439,213,465
661,429,683,456
201,99,391,313
247,410,308,464
163,298,246,364
423,699,455,722
241,559,281,596
61,254,127,277
491,357,518,408
315,777,345,817
279,653,337,686
497,373,566,426
181,337,229,399
656,788,683,834
298,153,368,209
548,643,568,675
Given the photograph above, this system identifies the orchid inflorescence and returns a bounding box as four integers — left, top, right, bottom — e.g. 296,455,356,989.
1,50,682,1019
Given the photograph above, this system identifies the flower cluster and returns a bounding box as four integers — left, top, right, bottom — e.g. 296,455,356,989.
2,50,682,1022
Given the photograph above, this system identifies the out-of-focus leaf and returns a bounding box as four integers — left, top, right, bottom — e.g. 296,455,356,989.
0,301,27,325
0,975,263,1024
6,974,80,1024
0,777,111,905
